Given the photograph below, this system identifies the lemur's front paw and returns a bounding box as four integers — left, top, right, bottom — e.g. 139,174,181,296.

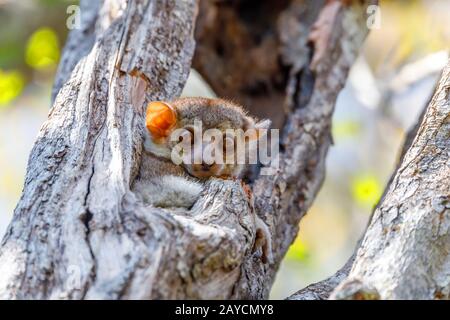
253,216,273,264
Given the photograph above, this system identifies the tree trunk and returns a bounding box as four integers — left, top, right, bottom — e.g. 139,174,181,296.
330,61,450,300
289,61,450,300
0,0,374,299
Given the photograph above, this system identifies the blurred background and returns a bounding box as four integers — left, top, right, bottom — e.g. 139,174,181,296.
0,0,449,299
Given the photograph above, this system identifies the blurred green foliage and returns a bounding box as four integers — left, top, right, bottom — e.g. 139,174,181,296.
286,238,311,263
0,70,25,106
26,27,60,70
332,120,361,140
0,0,78,105
0,39,24,69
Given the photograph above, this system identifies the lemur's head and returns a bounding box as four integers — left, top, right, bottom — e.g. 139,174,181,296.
144,97,270,179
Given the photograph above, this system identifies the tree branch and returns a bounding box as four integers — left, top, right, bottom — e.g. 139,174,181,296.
287,254,355,300
330,60,450,300
288,64,445,301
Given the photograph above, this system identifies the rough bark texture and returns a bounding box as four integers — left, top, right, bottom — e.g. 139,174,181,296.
287,86,430,301
288,63,450,300
329,62,450,300
0,0,372,299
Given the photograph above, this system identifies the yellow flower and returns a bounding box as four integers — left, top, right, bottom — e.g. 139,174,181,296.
352,174,382,207
25,27,60,70
286,238,310,262
0,70,25,106
332,120,361,140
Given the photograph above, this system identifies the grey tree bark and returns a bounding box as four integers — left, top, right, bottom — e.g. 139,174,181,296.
0,0,390,300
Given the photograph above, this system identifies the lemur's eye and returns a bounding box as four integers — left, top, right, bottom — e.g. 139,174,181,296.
181,127,195,145
178,128,189,142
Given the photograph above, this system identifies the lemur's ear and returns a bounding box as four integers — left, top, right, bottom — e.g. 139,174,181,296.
254,119,271,141
244,117,271,141
146,101,177,139
254,119,271,131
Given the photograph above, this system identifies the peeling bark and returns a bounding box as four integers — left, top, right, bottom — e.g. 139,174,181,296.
0,0,373,299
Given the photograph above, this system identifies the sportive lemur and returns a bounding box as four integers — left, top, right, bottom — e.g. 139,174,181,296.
132,97,272,263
